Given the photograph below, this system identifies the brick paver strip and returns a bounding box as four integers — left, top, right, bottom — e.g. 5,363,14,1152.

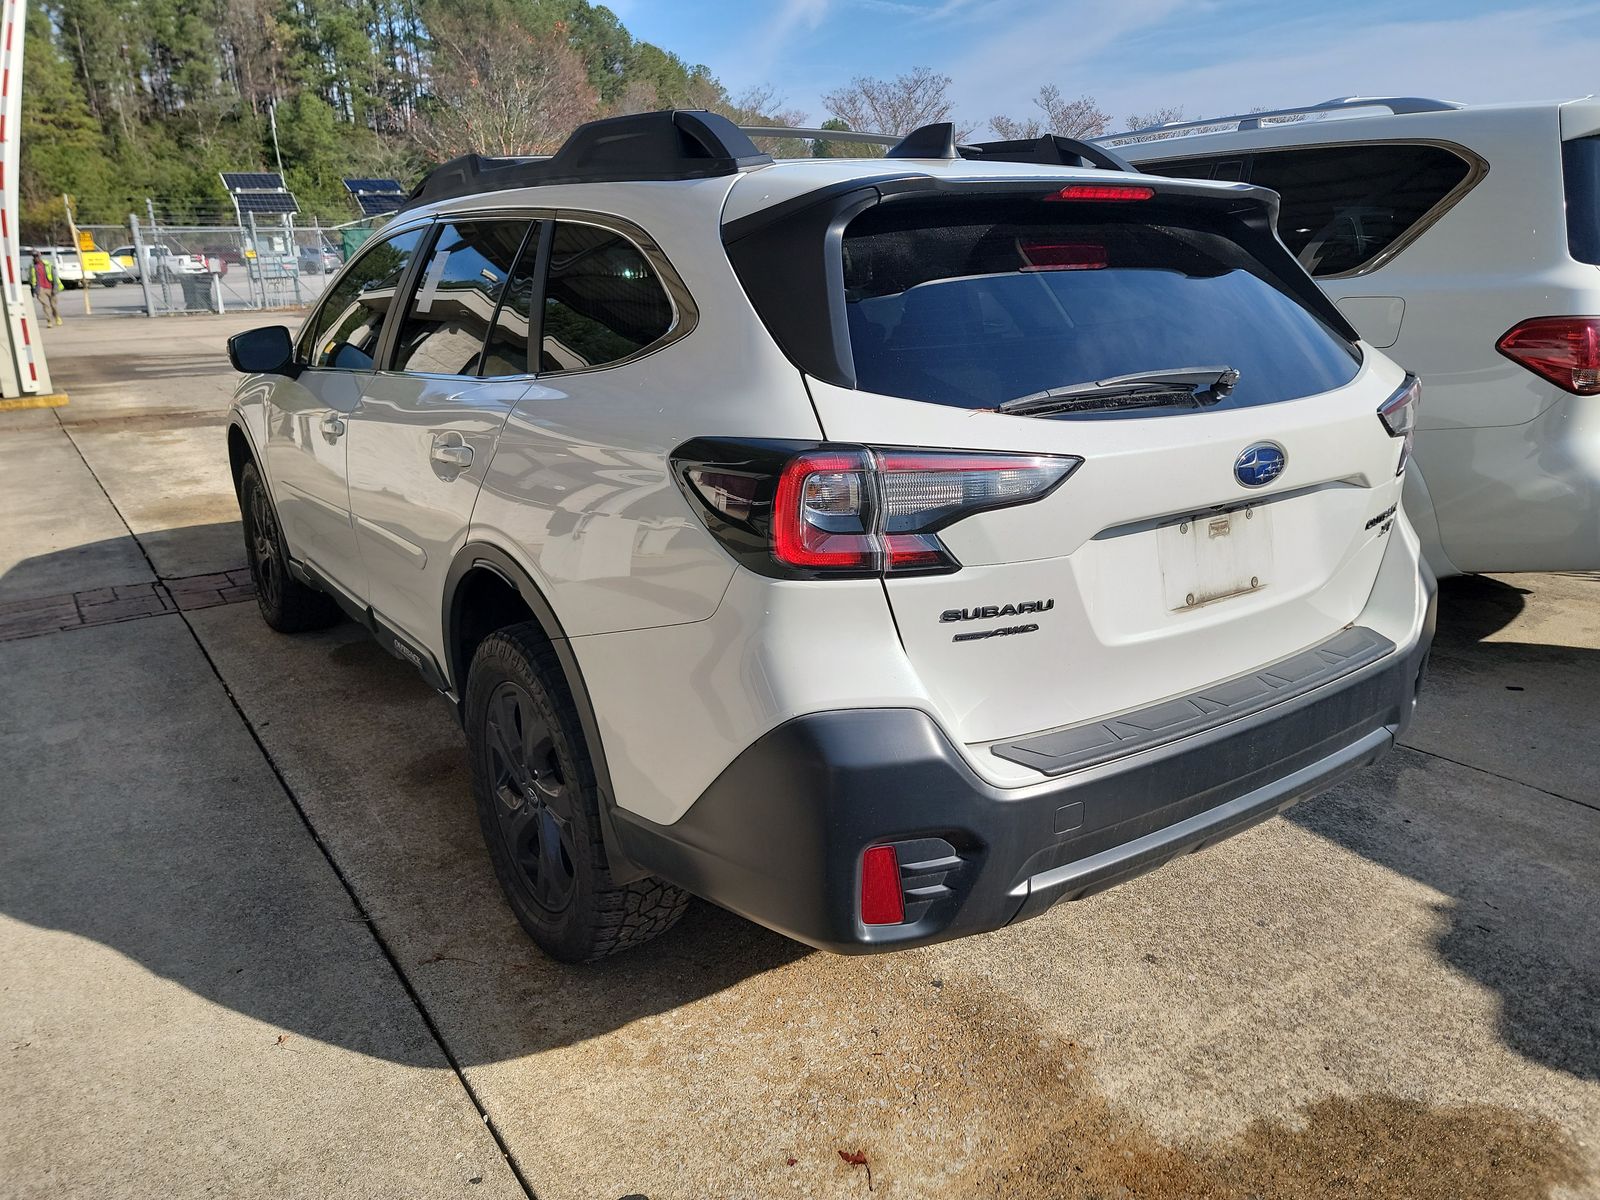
0,567,256,643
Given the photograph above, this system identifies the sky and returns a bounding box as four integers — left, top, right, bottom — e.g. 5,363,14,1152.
615,0,1600,135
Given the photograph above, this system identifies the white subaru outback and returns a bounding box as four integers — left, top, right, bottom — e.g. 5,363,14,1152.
225,110,1435,961
1116,96,1600,576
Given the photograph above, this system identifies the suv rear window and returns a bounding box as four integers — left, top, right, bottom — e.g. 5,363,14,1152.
1140,144,1474,277
1563,136,1600,264
842,199,1360,412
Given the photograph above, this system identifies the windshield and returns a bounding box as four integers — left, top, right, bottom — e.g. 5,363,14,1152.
842,199,1361,413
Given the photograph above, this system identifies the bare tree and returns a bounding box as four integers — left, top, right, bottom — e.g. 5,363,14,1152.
990,86,1110,141
415,15,599,158
823,67,968,139
1113,106,1187,143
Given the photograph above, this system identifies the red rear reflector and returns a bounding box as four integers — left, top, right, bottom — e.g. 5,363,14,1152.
1496,316,1600,395
860,846,904,925
1046,184,1155,203
1018,241,1107,271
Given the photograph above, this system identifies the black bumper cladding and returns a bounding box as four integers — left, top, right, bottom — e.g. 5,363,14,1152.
614,612,1435,955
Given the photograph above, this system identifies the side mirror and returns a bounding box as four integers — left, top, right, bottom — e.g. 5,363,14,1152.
228,325,296,376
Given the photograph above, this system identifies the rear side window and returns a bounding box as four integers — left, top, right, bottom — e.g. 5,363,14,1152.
391,220,532,376
304,228,424,369
541,223,673,371
842,198,1360,412
1563,136,1600,264
1140,144,1473,276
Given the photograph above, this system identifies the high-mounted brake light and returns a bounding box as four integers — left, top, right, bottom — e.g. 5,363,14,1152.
860,845,904,925
674,440,1081,579
1045,184,1155,203
1378,375,1421,476
1496,316,1600,394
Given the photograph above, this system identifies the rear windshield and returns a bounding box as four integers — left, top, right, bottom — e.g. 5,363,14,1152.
842,199,1361,413
1563,136,1600,264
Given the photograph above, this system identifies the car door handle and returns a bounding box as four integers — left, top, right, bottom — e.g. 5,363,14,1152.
430,433,473,470
319,414,346,442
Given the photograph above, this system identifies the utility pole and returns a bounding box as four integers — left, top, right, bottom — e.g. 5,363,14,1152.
269,98,286,180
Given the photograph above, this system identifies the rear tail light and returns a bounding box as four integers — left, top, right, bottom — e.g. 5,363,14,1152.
1378,374,1420,476
676,440,1080,579
1496,317,1600,394
860,845,905,925
1045,184,1155,202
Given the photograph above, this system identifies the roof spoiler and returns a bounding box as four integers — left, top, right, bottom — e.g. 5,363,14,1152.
402,110,772,210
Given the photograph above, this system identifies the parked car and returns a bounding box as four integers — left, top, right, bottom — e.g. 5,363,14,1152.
298,244,342,274
225,110,1434,962
109,243,209,281
1114,96,1600,576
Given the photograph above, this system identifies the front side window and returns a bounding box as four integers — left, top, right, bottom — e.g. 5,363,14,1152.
304,228,424,369
1142,143,1474,277
390,220,532,375
842,197,1360,412
541,222,673,371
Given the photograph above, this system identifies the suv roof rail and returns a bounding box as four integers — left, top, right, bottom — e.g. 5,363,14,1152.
739,119,1132,172
1098,96,1464,144
402,110,772,210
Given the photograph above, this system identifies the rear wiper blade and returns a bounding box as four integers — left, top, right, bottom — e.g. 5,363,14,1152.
998,366,1241,416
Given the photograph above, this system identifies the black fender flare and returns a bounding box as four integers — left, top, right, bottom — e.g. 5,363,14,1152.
441,542,648,883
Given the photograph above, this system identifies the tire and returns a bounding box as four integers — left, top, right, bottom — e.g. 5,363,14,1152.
237,461,341,633
466,623,688,962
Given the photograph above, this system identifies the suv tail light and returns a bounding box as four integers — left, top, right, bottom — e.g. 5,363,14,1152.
1496,317,1600,394
674,439,1080,579
1378,374,1421,476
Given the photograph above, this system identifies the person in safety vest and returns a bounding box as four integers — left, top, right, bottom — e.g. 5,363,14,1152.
30,252,61,325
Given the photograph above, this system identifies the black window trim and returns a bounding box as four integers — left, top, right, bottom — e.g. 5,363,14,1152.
350,204,698,383
294,216,434,370
1141,137,1489,280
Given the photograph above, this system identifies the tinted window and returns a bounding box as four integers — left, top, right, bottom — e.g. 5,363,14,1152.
541,223,673,371
481,226,543,377
1142,144,1473,276
842,199,1360,412
390,220,531,375
304,229,423,369
1563,136,1600,264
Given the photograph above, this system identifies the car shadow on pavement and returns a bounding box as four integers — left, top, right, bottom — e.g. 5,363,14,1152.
0,525,810,1071
1287,573,1600,1084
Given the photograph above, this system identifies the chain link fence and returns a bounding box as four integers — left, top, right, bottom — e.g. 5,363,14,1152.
76,215,382,317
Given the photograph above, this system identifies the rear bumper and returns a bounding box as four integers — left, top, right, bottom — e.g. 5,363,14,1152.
614,589,1436,954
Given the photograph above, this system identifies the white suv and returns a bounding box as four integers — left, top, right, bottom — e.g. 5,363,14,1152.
1114,96,1600,576
225,110,1434,961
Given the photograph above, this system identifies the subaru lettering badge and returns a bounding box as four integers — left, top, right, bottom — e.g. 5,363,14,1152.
1234,443,1286,488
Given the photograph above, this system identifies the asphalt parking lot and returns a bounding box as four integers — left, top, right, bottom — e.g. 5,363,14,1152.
3,313,1598,1199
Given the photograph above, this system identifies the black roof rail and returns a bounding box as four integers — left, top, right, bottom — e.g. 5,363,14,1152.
881,121,1133,172
1098,96,1463,143
402,110,772,211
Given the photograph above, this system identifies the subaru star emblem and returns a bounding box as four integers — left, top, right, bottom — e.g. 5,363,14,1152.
1234,443,1286,488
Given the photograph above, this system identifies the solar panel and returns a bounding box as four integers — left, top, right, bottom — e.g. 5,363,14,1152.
343,177,405,195
234,190,300,215
355,193,404,216
221,171,285,192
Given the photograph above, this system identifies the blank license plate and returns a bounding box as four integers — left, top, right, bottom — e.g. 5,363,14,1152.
1157,506,1272,611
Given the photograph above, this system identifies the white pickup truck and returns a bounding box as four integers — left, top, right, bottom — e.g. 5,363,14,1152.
109,243,210,282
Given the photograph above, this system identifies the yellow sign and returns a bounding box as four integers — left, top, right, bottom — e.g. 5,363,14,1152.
76,230,96,253
82,251,111,273
244,248,257,259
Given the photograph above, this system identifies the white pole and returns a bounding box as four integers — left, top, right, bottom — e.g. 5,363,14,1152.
0,0,50,397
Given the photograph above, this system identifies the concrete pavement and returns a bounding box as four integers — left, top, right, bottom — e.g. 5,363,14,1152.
2,312,1598,1199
